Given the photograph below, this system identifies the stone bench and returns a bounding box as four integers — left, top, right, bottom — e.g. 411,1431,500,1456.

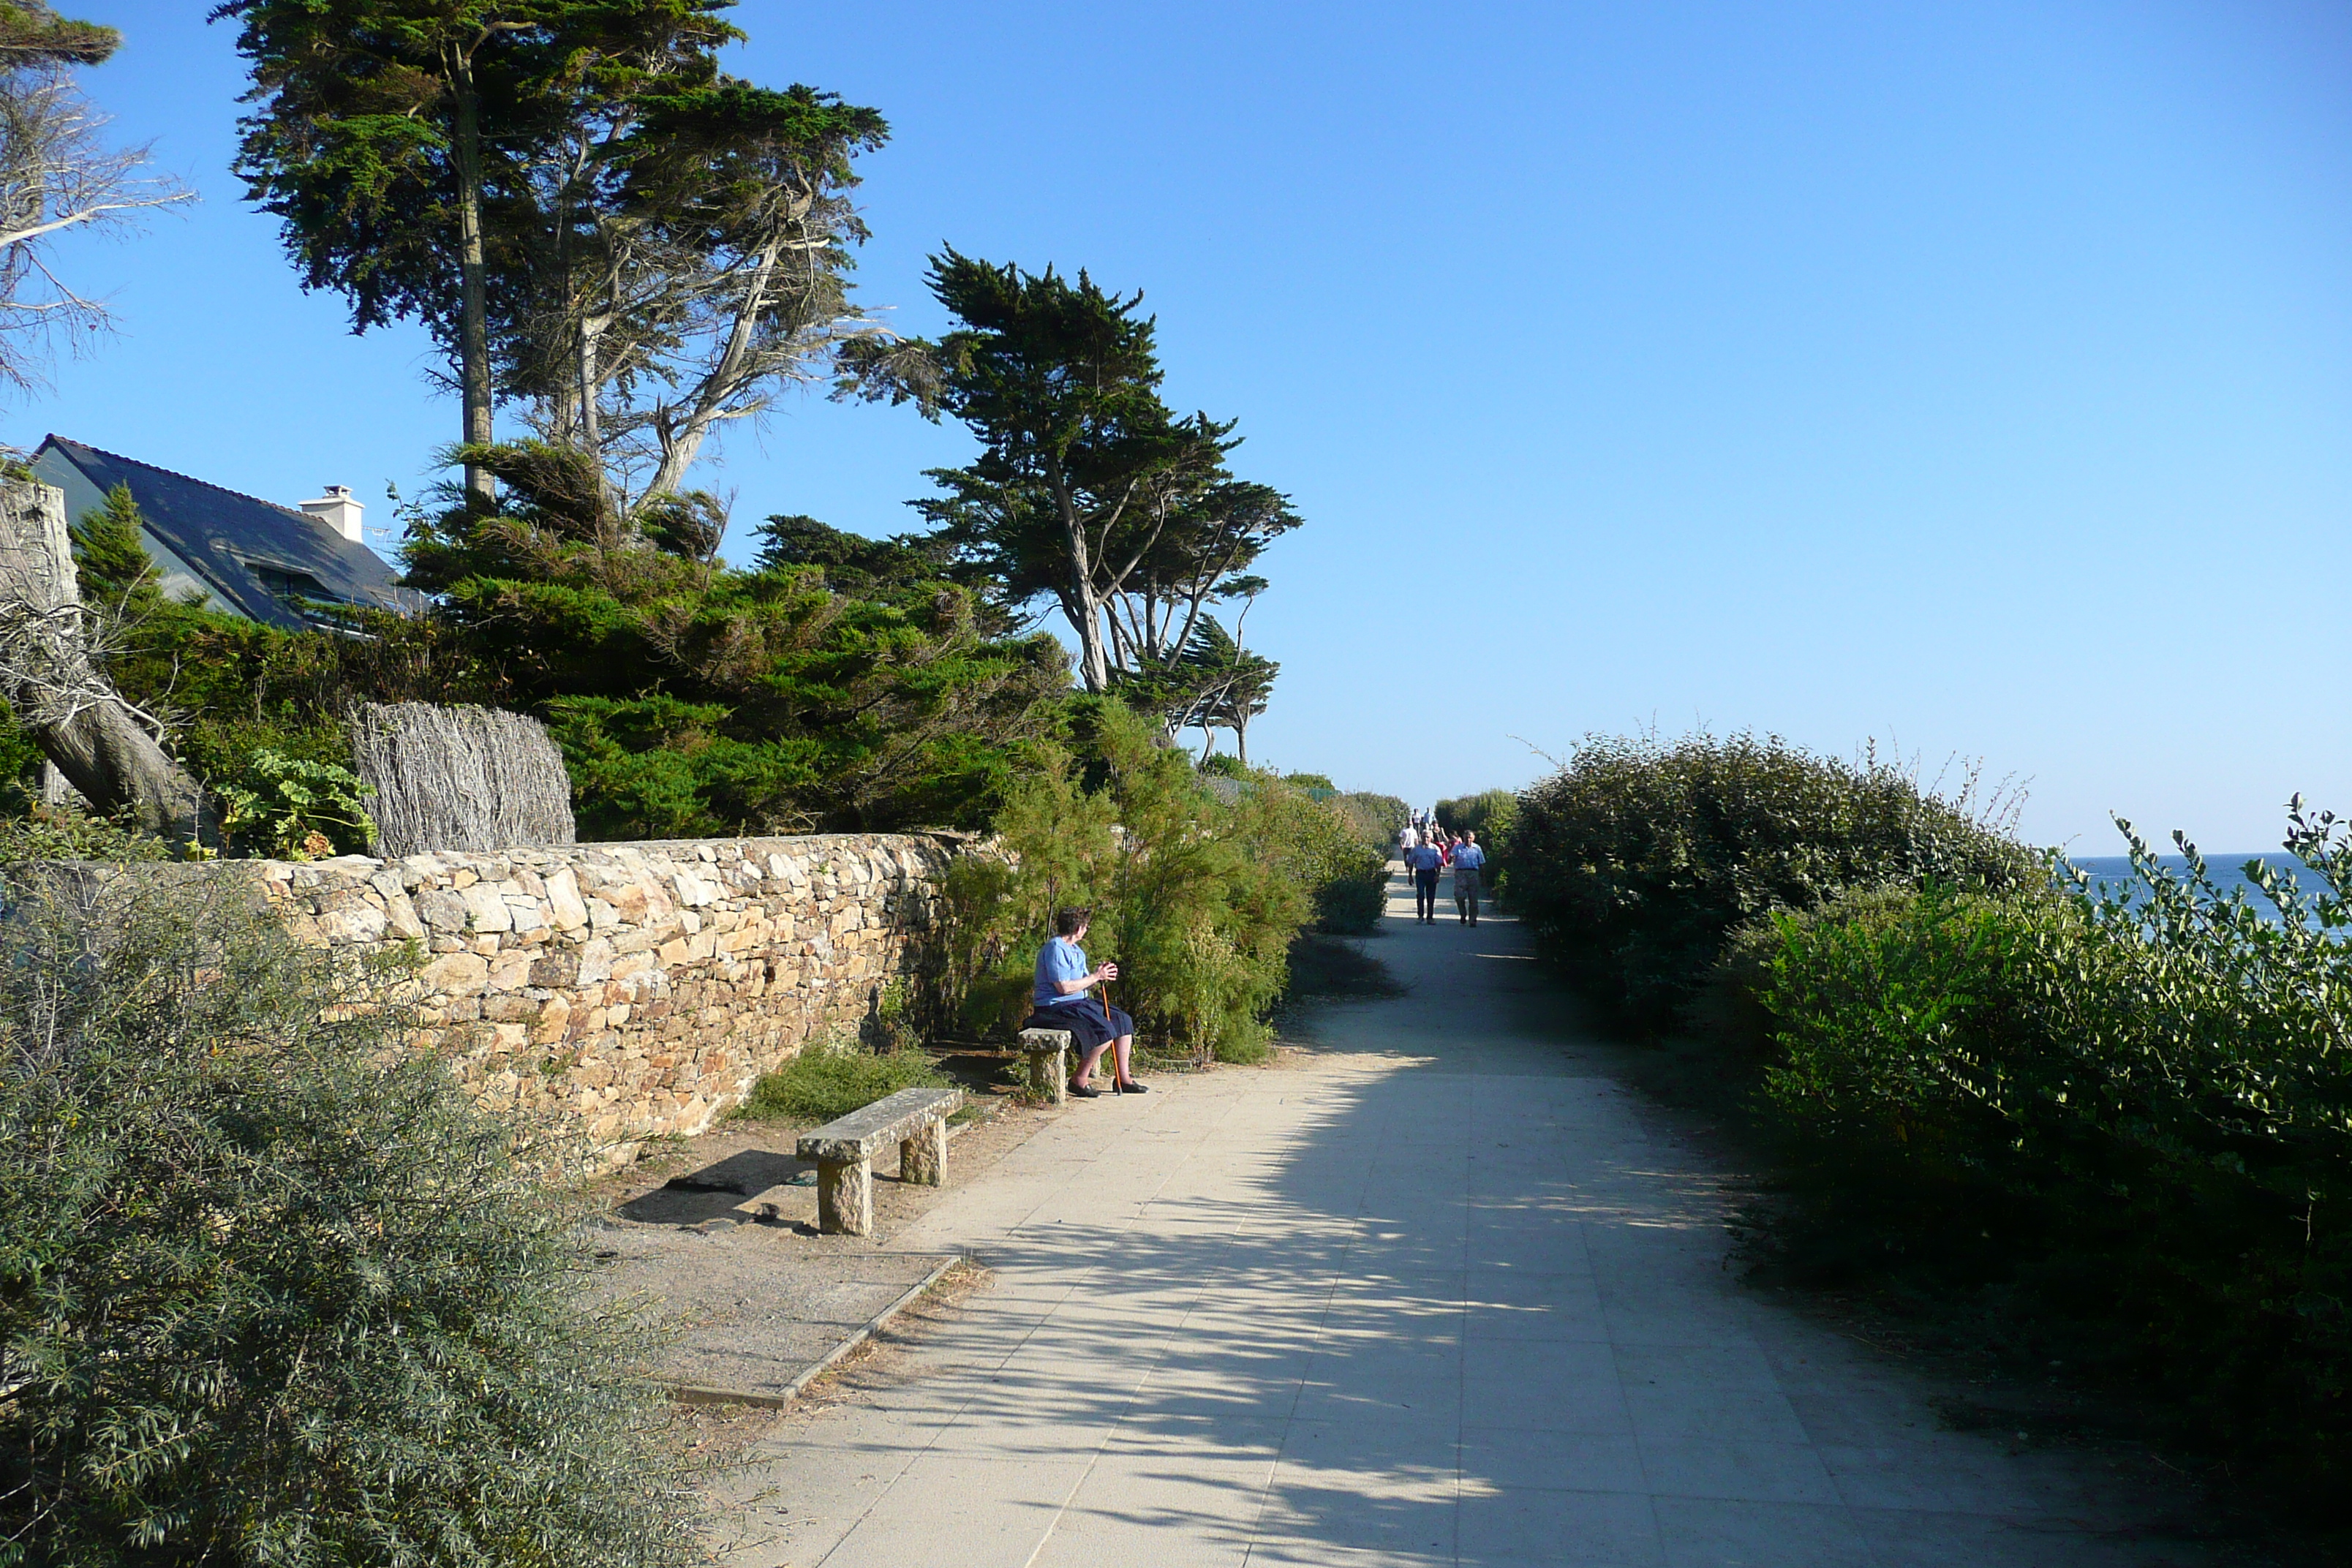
796,1085,966,1236
1018,1027,1073,1104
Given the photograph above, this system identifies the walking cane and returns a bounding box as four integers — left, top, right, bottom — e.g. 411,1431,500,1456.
1098,976,1126,1095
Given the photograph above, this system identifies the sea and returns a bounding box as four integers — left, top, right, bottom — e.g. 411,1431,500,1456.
2065,853,2335,919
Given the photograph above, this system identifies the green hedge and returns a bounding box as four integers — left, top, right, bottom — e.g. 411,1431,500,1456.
1754,808,2352,1518
1503,732,2033,1025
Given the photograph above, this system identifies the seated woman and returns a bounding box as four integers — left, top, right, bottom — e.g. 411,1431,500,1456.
1024,907,1146,1098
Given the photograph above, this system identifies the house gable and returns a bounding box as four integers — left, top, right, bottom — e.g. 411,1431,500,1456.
28,436,417,630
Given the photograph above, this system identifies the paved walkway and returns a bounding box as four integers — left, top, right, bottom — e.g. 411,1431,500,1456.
730,874,2219,1567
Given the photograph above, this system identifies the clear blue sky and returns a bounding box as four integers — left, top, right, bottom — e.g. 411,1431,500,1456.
15,1,2349,853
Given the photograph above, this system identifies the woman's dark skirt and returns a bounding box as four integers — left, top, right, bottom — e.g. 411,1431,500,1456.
1024,1001,1131,1052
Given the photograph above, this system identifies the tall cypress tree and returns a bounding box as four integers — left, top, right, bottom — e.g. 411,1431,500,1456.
216,0,577,502
220,1,883,518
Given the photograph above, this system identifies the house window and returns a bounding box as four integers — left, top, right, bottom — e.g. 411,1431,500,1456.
243,559,367,632
246,562,332,606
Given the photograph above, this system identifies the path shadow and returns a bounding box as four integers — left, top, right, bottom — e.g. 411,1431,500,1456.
812,882,2234,1566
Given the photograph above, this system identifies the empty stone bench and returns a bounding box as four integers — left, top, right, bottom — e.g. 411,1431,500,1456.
796,1085,966,1236
1018,1026,1073,1104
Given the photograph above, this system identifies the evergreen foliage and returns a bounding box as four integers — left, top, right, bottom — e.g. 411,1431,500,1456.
399,443,1069,835
9,454,1071,848
66,483,157,613
0,1,116,65
851,249,1297,722
1505,732,2035,1025
220,0,889,510
0,858,704,1567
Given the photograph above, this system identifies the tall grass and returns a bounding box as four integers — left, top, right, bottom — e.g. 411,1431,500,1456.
736,1035,949,1123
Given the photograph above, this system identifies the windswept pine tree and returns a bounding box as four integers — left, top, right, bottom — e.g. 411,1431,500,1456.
849,249,1301,715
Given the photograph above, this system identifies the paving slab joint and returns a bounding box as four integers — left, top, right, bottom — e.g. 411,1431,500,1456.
664,1251,961,1409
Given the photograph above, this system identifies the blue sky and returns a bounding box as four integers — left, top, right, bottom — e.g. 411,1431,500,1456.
15,1,2349,852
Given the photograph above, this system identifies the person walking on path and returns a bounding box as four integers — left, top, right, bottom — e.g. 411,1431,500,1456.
1397,821,1419,864
1451,831,1488,926
1024,908,1146,1098
1405,837,1445,924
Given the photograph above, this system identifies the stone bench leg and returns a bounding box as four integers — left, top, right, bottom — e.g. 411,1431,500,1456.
1022,1043,1067,1104
816,1156,872,1236
900,1117,948,1186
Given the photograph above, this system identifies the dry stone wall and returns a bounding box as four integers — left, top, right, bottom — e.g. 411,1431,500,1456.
244,834,965,1157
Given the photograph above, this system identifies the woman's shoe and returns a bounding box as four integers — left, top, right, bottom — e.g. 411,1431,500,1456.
1068,1080,1101,1098
1115,1079,1149,1094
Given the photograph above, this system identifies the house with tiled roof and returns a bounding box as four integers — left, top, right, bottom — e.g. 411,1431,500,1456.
28,435,422,631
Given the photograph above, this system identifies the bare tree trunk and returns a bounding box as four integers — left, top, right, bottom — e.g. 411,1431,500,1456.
0,478,209,847
1047,467,1110,692
450,43,495,506
636,232,784,510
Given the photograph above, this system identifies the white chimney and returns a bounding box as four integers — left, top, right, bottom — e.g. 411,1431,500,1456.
299,484,364,544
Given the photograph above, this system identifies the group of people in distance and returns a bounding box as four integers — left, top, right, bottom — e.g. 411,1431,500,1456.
1397,813,1487,927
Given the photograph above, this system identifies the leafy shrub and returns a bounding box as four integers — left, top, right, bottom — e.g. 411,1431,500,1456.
1508,732,2034,1025
943,702,1315,1063
1198,753,1250,780
1439,788,1518,894
0,864,702,1567
1753,803,2352,1519
737,1036,948,1123
0,801,174,863
1436,788,1515,843
1242,779,1389,935
1327,790,1409,851
215,747,377,859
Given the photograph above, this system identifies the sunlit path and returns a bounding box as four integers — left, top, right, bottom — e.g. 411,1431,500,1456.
725,870,2220,1567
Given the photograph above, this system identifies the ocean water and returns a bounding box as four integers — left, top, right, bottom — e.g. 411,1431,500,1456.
2066,853,2336,917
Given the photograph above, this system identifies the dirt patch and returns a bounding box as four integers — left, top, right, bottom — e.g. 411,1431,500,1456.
588,1058,1066,1243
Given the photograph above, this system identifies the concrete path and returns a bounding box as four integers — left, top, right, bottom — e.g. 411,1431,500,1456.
730,874,2222,1567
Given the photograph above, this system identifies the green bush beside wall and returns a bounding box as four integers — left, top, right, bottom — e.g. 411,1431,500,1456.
0,855,702,1567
